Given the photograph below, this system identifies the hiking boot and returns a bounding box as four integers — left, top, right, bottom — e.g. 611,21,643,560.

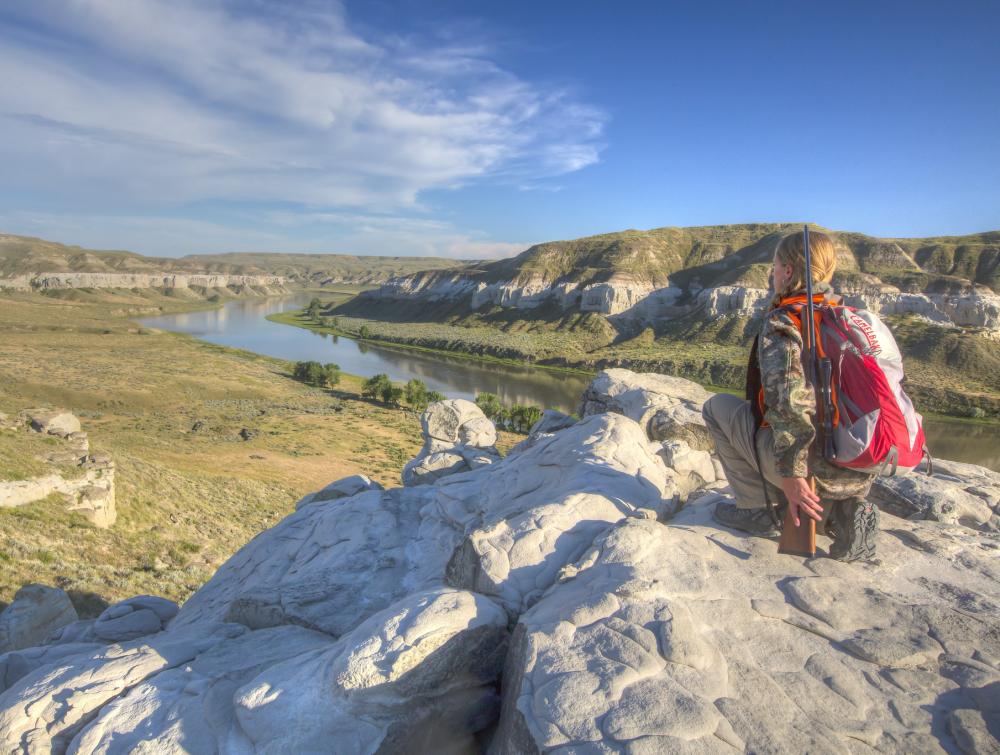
827,498,879,562
712,500,780,536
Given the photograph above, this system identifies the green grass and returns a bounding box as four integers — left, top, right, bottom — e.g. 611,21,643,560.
0,288,533,611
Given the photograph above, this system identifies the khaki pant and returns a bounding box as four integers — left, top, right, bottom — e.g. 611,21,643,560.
702,393,785,511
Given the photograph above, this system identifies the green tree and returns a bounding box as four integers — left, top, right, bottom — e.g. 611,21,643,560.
404,379,430,411
426,390,445,404
475,392,502,421
306,297,322,319
381,384,404,406
292,361,340,388
509,404,544,433
362,373,391,400
321,363,341,387
358,325,372,339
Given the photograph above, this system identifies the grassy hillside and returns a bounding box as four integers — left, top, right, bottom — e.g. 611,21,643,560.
0,288,516,615
0,233,469,283
385,224,998,296
319,222,1000,419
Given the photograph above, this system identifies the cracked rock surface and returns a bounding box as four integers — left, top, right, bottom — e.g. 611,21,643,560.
0,371,998,753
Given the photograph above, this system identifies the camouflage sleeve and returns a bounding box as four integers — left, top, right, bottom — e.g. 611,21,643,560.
759,310,816,478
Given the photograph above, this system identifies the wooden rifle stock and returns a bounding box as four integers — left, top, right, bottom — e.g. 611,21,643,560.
778,477,817,557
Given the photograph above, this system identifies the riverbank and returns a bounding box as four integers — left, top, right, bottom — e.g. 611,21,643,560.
273,302,1000,422
0,288,519,615
266,308,597,379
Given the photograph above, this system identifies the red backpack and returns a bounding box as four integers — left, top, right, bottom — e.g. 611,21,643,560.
756,295,930,474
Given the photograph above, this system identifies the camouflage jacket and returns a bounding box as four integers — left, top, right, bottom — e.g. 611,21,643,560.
748,282,875,500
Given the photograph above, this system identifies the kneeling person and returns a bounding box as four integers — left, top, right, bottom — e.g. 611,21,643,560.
702,230,878,561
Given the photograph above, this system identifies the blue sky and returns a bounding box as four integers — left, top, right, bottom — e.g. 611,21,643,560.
0,0,997,258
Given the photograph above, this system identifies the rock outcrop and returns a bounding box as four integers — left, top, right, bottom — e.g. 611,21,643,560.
367,272,1000,331
0,371,998,753
0,272,285,291
402,399,501,486
0,585,77,654
0,411,116,527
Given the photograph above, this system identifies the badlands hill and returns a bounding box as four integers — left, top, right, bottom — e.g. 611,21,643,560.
334,223,1000,416
0,233,468,287
1,371,998,752
357,223,1000,313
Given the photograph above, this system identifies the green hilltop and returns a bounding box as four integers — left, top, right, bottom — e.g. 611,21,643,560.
454,223,999,294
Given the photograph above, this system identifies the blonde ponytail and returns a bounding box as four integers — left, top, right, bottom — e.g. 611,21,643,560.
774,230,837,295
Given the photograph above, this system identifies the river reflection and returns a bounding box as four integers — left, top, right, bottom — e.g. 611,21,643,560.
139,294,591,413
139,294,1000,471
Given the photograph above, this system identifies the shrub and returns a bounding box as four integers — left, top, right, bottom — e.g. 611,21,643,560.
381,384,404,406
358,325,372,339
404,379,430,411
475,392,502,421
510,404,543,433
362,373,392,401
292,360,340,387
306,297,322,318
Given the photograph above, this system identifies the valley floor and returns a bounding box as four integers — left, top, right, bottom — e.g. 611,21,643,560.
0,288,517,616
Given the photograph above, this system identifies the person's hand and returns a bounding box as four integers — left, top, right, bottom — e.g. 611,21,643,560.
780,476,823,526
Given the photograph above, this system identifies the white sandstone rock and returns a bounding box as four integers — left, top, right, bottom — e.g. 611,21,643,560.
0,642,103,695
0,623,248,752
295,474,384,510
171,487,455,637
441,412,677,616
0,585,77,654
580,368,715,450
404,400,500,486
93,596,179,642
493,497,1000,753
656,438,717,499
870,473,994,528
66,626,334,754
233,589,508,753
25,409,81,437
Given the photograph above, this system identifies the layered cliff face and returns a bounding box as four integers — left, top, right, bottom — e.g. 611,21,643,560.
362,225,1000,330
0,272,286,291
1,371,998,753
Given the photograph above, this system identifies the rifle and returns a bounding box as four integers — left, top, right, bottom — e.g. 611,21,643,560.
778,225,836,557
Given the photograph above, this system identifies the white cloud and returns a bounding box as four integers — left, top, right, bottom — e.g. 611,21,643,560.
0,209,530,260
0,0,606,210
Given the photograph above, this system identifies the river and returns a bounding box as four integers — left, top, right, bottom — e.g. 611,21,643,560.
139,293,1000,472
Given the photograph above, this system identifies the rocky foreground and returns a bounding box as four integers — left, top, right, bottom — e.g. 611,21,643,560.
1,370,998,753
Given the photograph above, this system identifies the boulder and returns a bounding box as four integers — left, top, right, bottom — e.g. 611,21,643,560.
493,494,1000,753
0,585,77,653
441,413,676,616
233,589,508,753
579,369,714,450
65,626,334,753
870,473,994,528
423,399,489,445
0,642,103,695
295,474,384,510
24,409,81,437
94,596,179,641
0,623,247,752
404,400,501,487
655,438,717,499
68,482,117,528
509,410,578,454
44,619,99,646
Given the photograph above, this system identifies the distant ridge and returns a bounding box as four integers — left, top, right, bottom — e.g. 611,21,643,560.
0,233,471,286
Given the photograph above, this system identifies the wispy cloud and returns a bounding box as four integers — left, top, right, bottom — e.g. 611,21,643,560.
0,1,606,212
0,209,531,260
